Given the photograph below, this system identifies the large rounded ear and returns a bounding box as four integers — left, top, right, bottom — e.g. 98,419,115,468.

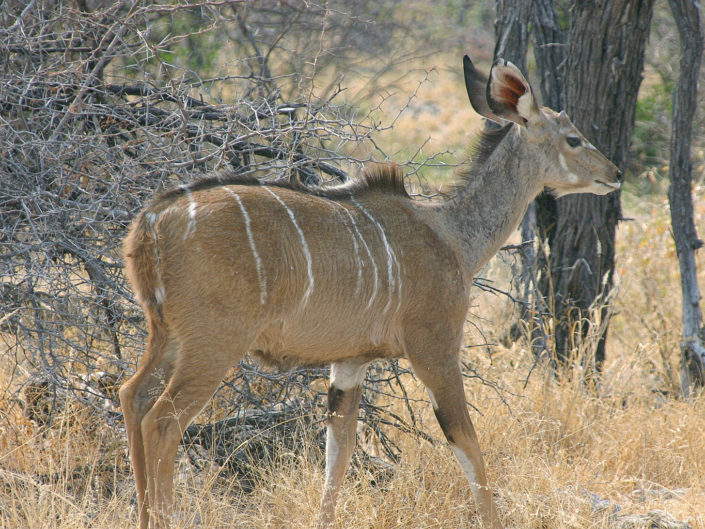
463,55,503,124
486,59,540,126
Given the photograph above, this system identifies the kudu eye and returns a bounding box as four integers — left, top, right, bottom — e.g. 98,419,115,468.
566,135,581,148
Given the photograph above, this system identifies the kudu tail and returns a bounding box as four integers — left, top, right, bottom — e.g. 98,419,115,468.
123,210,165,317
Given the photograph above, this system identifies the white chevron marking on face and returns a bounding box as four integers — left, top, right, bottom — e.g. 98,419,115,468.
558,153,579,183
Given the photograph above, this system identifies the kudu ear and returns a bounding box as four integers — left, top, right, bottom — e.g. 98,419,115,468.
486,59,540,126
463,55,503,124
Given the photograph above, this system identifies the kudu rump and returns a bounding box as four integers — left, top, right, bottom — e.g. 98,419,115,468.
120,55,621,529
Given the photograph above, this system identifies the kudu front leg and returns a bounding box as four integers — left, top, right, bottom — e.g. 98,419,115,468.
415,359,502,529
317,360,368,529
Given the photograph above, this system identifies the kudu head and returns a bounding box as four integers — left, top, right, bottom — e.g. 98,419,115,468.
463,55,622,197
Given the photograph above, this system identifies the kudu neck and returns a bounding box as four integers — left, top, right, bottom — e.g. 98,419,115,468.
437,126,542,278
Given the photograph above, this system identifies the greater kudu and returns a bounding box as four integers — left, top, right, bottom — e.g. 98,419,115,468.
119,55,621,529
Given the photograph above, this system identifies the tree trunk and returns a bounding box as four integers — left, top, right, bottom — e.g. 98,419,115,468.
550,1,654,372
493,0,531,70
667,0,705,393
530,0,566,112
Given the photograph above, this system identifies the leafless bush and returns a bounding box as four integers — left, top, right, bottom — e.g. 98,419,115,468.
1,0,445,474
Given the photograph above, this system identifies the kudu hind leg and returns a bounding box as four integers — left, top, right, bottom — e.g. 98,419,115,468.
414,360,501,529
317,360,368,529
140,347,238,529
119,325,176,529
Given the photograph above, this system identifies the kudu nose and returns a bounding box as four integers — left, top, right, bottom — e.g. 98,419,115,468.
615,170,623,182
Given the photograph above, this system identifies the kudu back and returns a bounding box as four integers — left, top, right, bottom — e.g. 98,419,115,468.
120,55,621,529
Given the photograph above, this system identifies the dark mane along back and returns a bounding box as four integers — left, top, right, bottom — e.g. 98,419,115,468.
355,163,407,197
456,122,513,185
147,163,407,211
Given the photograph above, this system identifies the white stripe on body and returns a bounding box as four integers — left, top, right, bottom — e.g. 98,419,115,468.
351,197,401,314
263,187,314,306
145,211,165,305
329,203,364,297
183,188,198,240
336,204,379,309
221,187,267,305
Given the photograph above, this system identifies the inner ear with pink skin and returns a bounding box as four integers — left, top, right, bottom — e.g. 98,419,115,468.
463,55,540,126
486,59,540,125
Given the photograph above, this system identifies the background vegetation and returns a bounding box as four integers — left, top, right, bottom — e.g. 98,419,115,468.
1,1,703,528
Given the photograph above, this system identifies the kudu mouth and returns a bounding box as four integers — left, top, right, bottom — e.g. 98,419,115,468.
596,179,621,191
595,168,622,193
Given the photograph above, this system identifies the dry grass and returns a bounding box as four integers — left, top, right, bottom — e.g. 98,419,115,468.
1,54,704,529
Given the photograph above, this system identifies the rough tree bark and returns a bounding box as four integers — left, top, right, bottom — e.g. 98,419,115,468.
548,0,654,372
530,0,566,112
493,0,531,71
667,0,705,392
